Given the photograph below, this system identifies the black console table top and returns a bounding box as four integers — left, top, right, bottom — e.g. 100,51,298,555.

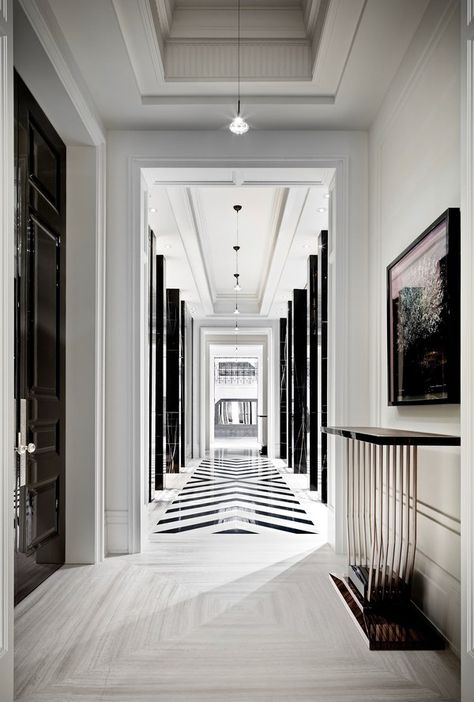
322,426,460,446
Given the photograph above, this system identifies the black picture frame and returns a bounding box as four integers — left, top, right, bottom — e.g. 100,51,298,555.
387,208,460,406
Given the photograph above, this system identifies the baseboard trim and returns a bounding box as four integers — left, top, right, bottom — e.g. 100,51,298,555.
105,509,129,554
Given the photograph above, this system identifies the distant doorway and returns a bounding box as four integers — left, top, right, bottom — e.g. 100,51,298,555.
213,357,259,449
211,353,262,451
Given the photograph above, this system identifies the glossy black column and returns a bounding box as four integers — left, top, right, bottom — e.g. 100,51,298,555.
166,288,181,473
154,255,166,491
308,255,318,490
292,289,307,473
279,318,287,459
319,231,328,503
287,301,293,468
180,300,186,467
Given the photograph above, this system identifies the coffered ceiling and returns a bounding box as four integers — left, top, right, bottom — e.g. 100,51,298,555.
145,167,331,318
34,0,429,129
113,0,364,91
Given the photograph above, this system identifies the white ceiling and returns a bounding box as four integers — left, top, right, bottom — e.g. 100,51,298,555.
18,0,430,322
146,167,330,319
40,0,429,130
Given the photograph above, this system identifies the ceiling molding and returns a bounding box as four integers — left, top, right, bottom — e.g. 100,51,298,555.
154,0,173,39
165,187,215,314
259,187,310,316
112,0,165,93
18,0,105,145
114,0,356,89
165,40,312,81
142,94,334,104
311,0,366,93
186,187,217,301
257,187,288,301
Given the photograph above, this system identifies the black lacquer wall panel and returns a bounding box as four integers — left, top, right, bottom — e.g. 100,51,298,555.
148,232,156,501
166,289,181,473
154,255,166,491
287,302,293,469
319,231,328,503
180,300,186,467
292,289,308,474
308,255,318,490
279,318,287,460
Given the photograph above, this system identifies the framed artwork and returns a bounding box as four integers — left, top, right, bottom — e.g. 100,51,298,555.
387,208,460,405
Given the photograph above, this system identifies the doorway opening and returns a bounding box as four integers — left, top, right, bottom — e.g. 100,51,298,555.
212,356,259,450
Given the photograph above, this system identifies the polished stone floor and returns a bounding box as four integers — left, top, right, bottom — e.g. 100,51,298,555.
14,453,460,701
154,454,317,534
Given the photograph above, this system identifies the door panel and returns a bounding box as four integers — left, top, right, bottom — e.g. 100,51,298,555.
14,72,66,605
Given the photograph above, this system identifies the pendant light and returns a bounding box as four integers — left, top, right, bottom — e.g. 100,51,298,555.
229,0,249,135
233,205,242,295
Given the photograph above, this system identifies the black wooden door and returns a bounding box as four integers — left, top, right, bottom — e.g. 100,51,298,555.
14,73,66,605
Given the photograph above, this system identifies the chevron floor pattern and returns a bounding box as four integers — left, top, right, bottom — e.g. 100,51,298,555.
154,455,317,535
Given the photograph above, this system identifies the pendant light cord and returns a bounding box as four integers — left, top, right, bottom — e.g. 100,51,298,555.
237,0,241,114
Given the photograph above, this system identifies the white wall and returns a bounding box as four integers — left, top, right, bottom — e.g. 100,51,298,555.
369,0,461,648
106,129,369,555
66,146,100,563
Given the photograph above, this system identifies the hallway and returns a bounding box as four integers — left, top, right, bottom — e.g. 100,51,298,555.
15,470,460,702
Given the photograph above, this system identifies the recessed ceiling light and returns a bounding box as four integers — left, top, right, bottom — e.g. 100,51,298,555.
165,244,172,250
149,207,157,213
303,244,310,250
323,193,330,199
318,207,326,213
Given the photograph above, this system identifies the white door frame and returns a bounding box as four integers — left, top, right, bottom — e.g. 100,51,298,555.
461,2,474,696
130,156,351,555
205,335,267,452
0,1,14,696
208,343,264,448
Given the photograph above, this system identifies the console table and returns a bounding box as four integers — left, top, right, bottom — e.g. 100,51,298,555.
323,426,460,650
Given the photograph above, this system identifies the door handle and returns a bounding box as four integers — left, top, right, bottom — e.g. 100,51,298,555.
15,435,36,455
15,399,35,489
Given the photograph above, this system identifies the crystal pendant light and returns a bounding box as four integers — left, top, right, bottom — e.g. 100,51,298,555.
229,0,249,135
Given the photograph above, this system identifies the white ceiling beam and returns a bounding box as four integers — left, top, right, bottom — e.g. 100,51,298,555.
165,187,215,315
259,187,310,316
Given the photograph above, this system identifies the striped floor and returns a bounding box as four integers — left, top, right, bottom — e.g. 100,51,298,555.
154,454,317,534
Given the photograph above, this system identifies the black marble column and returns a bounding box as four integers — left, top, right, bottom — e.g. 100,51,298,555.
279,318,287,460
319,231,328,503
166,288,181,473
292,289,308,473
308,255,318,490
154,255,166,491
180,300,186,467
287,301,293,469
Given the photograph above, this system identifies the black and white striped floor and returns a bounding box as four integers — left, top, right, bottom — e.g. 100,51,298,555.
154,454,317,534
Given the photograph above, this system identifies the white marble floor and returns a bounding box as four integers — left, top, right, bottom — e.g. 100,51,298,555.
15,460,460,702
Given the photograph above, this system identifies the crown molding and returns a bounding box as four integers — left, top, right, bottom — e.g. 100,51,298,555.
18,0,105,145
142,94,334,104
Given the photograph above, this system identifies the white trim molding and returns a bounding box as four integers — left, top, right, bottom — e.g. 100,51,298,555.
462,0,474,695
105,510,129,555
0,0,14,698
17,0,108,564
113,139,368,557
